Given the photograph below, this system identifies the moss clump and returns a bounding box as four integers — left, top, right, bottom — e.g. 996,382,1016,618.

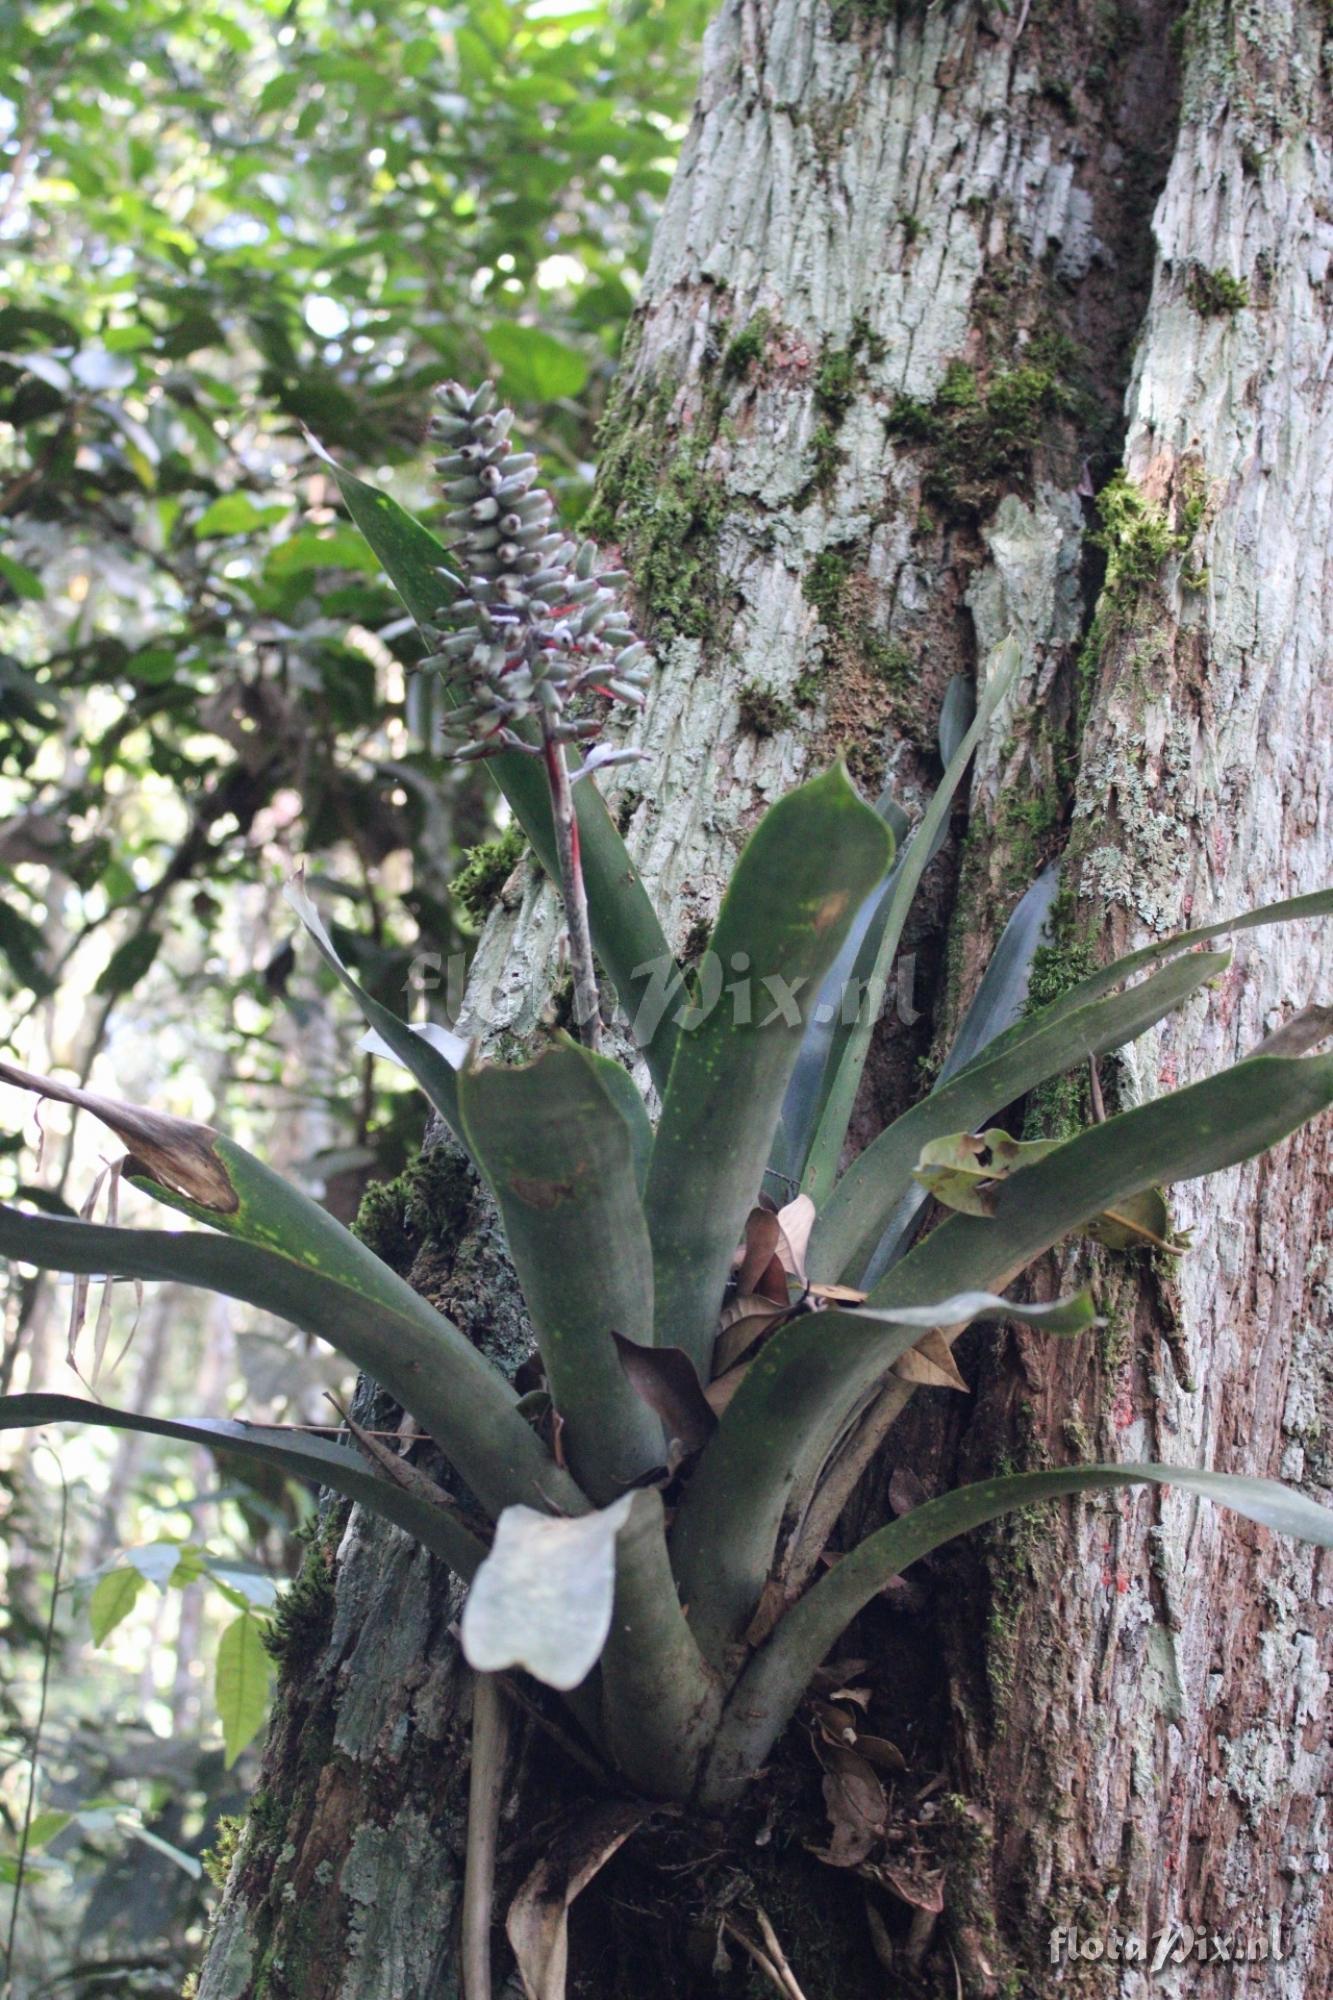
863,635,915,689
1020,897,1098,1138
583,379,725,642
451,822,525,926
203,1814,245,1889
900,210,925,246
353,1145,473,1275
722,308,772,381
807,421,846,495
886,357,1076,520
1092,471,1194,599
814,345,858,425
1185,263,1249,316
738,682,796,737
264,1541,336,1680
802,547,854,627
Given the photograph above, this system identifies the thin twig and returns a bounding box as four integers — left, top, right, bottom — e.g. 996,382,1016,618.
752,1903,810,2000
722,1911,809,2000
541,726,601,1050
326,1395,485,1539
5,1447,68,1986
462,1674,511,2000
1088,1055,1107,1124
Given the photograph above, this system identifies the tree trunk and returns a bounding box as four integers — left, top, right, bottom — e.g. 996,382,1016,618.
195,4,1333,1996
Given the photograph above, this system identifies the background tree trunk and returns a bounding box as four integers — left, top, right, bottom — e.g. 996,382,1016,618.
196,4,1333,1996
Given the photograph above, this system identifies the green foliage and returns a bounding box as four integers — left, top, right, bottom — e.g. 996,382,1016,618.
1092,471,1196,597
1185,263,1250,315
4,391,1333,1925
0,0,706,1171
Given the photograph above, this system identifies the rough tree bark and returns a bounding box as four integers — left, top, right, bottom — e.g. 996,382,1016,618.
196,3,1333,1996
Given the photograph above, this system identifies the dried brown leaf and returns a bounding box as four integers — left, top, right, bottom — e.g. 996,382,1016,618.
713,1299,790,1377
891,1329,969,1393
613,1333,716,1454
809,1745,887,1868
506,1801,650,2000
0,1060,237,1211
735,1207,781,1296
774,1192,815,1284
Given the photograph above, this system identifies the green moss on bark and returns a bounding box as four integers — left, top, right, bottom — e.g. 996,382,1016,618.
451,821,526,926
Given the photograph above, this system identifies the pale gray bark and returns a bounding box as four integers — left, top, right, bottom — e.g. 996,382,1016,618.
198,3,1333,1995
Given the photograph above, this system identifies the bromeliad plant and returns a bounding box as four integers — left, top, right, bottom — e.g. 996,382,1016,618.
5,388,1333,1851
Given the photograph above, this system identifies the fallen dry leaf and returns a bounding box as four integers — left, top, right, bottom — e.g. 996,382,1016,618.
809,1744,887,1868
506,1801,650,2000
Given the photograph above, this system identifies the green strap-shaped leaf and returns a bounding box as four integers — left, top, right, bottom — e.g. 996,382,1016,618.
457,1040,663,1502
0,1393,487,1576
811,948,1230,1286
769,789,901,1189
950,886,1333,1086
674,1050,1333,1664
703,1458,1333,1803
598,1488,723,1799
672,1289,1099,1666
801,637,1024,1206
643,767,893,1374
319,451,679,1092
284,874,467,1144
0,1145,581,1525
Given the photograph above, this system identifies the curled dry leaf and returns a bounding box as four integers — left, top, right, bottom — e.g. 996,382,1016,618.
809,1743,888,1869
612,1332,716,1455
854,1734,908,1776
735,1207,781,1295
704,1361,753,1420
713,1296,791,1377
870,1859,946,1916
506,1800,651,2000
891,1330,969,1393
774,1192,815,1284
0,1060,237,1212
